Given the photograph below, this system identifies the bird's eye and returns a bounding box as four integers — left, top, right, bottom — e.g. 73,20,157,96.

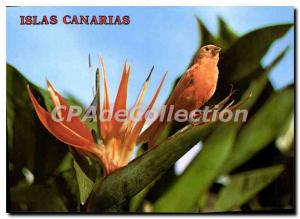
205,47,209,51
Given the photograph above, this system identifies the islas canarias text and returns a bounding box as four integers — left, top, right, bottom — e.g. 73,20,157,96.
20,15,130,25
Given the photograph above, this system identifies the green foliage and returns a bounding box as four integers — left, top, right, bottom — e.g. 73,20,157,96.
87,124,214,212
7,64,94,211
130,184,151,212
74,161,94,205
197,18,219,46
154,122,239,212
214,165,284,211
240,46,290,110
10,184,67,212
221,87,294,174
7,17,294,213
220,24,292,83
218,16,238,48
7,64,68,184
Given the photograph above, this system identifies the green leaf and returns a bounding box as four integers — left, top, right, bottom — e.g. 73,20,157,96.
7,64,68,184
74,160,94,205
87,123,214,212
129,150,158,212
218,16,238,49
55,152,74,174
241,46,290,110
214,165,284,212
10,184,67,212
276,112,294,155
54,167,81,211
70,148,99,181
219,23,293,83
130,184,151,212
197,17,219,46
221,87,294,174
154,122,238,212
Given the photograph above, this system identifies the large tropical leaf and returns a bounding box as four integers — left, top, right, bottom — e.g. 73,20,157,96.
214,165,284,212
7,64,68,184
154,122,238,212
240,47,290,110
221,87,294,174
74,161,94,205
219,24,293,83
217,16,238,49
87,123,214,211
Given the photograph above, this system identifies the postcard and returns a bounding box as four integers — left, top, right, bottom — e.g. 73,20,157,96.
7,6,295,213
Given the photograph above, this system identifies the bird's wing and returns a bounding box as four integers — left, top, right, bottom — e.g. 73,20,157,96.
166,64,199,106
137,64,200,145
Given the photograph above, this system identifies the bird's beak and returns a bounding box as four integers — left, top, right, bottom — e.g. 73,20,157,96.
212,47,221,56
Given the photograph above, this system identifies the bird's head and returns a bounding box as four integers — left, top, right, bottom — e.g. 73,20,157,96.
194,45,221,63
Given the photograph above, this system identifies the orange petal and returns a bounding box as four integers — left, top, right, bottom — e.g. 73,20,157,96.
123,66,154,136
100,57,111,112
120,72,167,163
46,80,94,143
27,85,94,150
111,62,130,136
99,56,111,140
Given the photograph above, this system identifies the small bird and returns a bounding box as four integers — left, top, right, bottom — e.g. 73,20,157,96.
137,44,221,148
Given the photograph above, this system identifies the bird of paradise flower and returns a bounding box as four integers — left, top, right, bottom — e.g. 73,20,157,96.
27,58,167,175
